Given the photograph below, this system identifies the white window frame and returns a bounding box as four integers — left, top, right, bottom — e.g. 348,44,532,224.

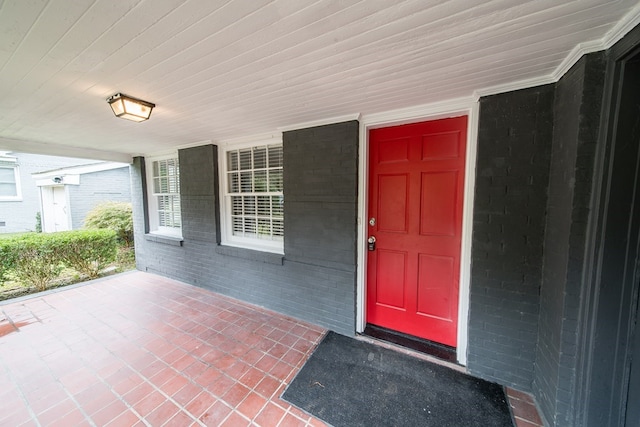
219,139,284,254
0,156,22,201
146,154,182,238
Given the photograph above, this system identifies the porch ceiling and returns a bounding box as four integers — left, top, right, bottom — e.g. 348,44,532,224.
0,0,639,161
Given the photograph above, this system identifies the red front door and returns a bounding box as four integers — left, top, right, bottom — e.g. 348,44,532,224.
366,116,467,347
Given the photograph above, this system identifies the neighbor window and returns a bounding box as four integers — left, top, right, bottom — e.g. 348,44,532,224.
222,143,283,253
0,156,21,201
147,156,182,236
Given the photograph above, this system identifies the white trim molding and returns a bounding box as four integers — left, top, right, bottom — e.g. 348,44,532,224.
0,137,132,164
457,101,480,366
356,98,479,366
217,138,285,255
364,97,476,128
278,113,362,133
552,4,640,80
0,156,22,201
473,75,554,101
551,40,605,82
32,162,128,186
216,133,282,149
602,2,640,50
474,4,640,100
34,175,80,187
145,154,183,238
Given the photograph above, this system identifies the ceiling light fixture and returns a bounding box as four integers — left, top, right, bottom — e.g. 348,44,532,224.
106,93,155,122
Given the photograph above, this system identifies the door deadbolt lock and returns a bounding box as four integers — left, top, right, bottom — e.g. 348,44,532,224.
367,236,376,251
369,217,376,226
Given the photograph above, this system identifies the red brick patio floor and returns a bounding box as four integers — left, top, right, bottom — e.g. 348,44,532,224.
0,271,541,426
0,271,328,426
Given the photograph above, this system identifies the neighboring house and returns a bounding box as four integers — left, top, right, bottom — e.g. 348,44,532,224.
32,162,131,233
0,152,131,234
129,25,640,427
0,152,92,233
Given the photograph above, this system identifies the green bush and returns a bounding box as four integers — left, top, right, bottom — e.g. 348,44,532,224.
35,212,42,233
84,202,134,247
0,229,118,290
56,230,118,278
115,246,136,271
0,239,17,283
1,233,65,291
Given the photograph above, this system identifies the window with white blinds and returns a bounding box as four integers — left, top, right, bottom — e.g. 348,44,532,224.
223,143,283,252
147,156,182,236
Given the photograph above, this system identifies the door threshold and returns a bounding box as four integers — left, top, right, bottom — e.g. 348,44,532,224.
363,324,457,364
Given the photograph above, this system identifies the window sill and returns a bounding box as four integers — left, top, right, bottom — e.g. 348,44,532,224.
144,233,184,246
215,245,284,265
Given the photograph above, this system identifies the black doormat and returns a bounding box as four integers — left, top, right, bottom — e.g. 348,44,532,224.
282,332,513,427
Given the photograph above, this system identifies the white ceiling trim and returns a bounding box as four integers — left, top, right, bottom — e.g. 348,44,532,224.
278,113,362,133
472,75,555,101
553,2,640,79
146,131,286,155
215,132,283,148
475,3,640,99
139,139,215,158
552,39,606,82
362,96,477,128
0,137,133,164
602,1,640,49
174,139,214,152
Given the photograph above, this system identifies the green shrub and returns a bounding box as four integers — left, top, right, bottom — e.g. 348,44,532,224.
115,246,136,271
84,202,134,247
35,212,42,233
1,233,65,291
0,239,17,283
0,229,118,289
56,229,118,278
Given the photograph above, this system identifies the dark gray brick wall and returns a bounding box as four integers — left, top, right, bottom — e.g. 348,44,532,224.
284,122,359,272
178,145,219,243
132,122,358,336
533,52,606,427
470,53,607,425
67,166,131,228
533,60,585,424
468,85,555,390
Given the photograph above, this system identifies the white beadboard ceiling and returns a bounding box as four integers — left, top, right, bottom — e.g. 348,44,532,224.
0,0,639,162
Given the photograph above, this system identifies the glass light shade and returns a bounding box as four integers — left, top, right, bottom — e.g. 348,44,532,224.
107,93,155,122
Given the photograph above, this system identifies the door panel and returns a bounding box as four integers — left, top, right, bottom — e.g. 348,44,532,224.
420,171,458,236
52,186,67,232
375,250,407,309
378,174,408,233
417,254,454,320
367,116,467,347
421,131,461,159
379,138,410,163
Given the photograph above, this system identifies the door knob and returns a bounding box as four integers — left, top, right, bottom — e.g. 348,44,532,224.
367,236,376,251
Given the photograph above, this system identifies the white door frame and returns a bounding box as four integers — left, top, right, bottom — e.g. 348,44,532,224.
356,97,479,366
